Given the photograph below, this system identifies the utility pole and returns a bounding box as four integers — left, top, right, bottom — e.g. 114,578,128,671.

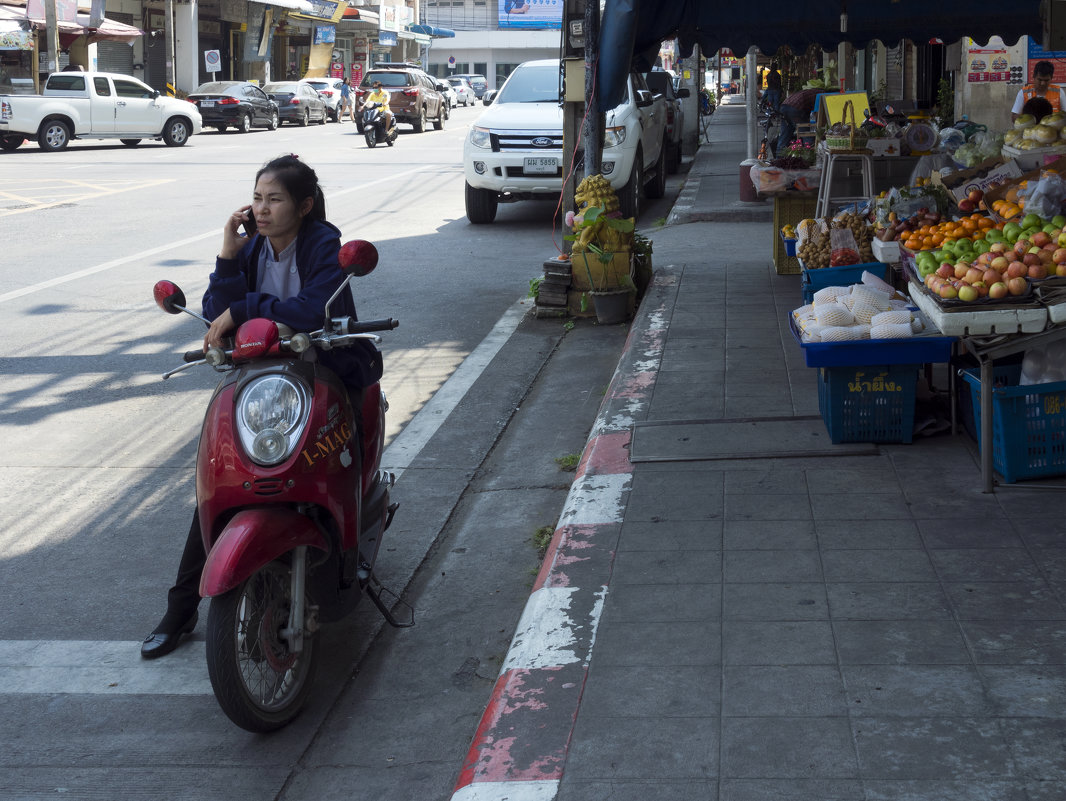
165,0,176,95
561,0,584,226
581,0,601,178
43,0,59,76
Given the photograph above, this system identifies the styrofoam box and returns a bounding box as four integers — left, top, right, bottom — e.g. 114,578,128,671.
908,280,1048,335
872,238,901,264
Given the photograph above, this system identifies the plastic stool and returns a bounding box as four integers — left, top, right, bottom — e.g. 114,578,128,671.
816,151,874,218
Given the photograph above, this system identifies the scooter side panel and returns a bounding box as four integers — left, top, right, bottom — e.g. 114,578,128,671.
199,508,328,597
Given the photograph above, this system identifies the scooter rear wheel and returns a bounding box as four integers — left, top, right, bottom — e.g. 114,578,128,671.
206,560,317,732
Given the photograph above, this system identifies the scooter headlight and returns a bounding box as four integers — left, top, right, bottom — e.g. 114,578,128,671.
236,374,311,466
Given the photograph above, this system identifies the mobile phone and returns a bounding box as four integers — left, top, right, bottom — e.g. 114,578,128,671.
242,210,257,236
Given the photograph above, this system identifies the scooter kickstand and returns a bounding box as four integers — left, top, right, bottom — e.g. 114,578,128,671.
365,572,414,628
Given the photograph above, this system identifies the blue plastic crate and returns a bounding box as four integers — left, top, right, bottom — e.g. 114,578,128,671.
818,363,920,444
780,234,798,257
802,261,892,301
959,365,1066,483
789,315,954,368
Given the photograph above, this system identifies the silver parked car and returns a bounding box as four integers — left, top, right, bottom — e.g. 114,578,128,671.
300,78,345,121
447,76,476,107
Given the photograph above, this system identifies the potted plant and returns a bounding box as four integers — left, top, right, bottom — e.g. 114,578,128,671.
566,204,636,323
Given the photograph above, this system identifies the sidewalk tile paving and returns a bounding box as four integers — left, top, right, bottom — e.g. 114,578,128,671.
450,105,1066,801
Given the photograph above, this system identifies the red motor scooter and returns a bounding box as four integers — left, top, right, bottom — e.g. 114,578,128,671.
153,240,412,733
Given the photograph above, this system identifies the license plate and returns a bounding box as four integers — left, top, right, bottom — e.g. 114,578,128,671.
524,157,557,174
200,100,215,107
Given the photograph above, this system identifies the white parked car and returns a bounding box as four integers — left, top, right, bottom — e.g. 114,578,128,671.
438,80,458,109
299,78,345,121
462,58,667,223
447,77,476,107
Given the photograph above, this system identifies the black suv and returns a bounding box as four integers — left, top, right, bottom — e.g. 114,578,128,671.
357,63,447,133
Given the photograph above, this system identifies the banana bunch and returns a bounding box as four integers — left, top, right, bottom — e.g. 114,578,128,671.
574,174,619,213
781,224,797,239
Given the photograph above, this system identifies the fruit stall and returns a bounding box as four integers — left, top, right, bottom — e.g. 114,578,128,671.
785,150,1066,489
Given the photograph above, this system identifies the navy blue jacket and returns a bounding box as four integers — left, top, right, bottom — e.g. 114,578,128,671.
202,218,382,388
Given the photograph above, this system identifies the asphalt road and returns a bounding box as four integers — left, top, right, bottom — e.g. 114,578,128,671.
0,107,682,800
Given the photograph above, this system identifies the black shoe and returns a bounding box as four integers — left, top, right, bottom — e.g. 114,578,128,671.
140,611,198,660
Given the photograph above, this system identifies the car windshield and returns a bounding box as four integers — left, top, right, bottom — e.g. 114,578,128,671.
448,79,465,87
263,83,298,93
363,72,407,88
304,82,330,89
193,82,238,95
495,65,558,103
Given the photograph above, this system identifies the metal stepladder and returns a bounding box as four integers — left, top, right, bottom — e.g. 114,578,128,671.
815,143,874,218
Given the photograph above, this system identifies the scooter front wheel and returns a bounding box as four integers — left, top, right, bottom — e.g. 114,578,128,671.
365,128,377,148
206,560,317,732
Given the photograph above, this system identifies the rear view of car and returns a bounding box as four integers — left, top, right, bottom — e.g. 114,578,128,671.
358,67,445,133
263,82,328,126
188,81,279,133
300,78,344,121
454,73,488,99
448,77,475,107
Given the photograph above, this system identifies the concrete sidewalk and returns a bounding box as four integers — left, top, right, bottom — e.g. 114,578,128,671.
452,105,1066,801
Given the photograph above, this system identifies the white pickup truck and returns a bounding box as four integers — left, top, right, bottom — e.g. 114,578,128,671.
463,58,667,223
0,72,202,152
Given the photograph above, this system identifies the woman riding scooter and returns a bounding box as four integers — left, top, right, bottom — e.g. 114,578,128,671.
141,154,382,659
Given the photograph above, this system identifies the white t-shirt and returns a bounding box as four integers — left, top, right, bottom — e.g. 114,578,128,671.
256,238,301,300
1011,86,1066,114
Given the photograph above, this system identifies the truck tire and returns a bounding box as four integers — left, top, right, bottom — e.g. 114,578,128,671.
665,140,681,174
1,134,25,151
645,144,666,199
433,105,445,130
163,117,192,147
38,119,71,152
121,139,142,147
465,182,498,224
413,106,426,133
618,149,643,219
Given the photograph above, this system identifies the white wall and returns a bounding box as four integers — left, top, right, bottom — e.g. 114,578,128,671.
430,29,558,89
957,36,1029,134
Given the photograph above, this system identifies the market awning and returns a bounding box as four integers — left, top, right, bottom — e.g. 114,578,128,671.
406,23,455,39
3,5,145,44
597,0,1045,110
250,0,315,13
342,7,379,23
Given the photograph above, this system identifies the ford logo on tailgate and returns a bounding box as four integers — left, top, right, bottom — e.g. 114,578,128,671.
531,137,554,147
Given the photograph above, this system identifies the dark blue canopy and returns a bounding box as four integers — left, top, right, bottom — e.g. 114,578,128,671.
597,0,1044,110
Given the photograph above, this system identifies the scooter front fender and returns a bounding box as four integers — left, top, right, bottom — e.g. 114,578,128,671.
199,508,328,598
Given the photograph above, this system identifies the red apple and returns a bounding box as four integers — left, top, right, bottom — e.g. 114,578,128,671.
964,267,985,284
1007,262,1028,279
1008,277,1028,296
1054,248,1066,264
968,188,984,203
1029,264,1048,279
1015,239,1032,255
990,242,1008,253
954,263,970,279
936,263,955,279
990,255,1010,271
1057,263,1066,277
1023,252,1042,266
983,268,1002,284
958,199,976,213
1033,232,1052,248
988,281,1008,299
939,284,958,300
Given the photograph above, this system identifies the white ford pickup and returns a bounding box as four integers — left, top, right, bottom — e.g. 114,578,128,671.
0,72,202,152
463,58,667,223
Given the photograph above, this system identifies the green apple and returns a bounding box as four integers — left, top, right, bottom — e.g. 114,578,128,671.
1054,214,1066,228
1022,213,1044,230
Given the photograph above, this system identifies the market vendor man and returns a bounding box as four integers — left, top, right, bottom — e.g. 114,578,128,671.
777,87,822,155
1011,60,1066,122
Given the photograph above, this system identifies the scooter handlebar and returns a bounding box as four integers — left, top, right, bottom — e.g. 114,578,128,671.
347,318,399,333
183,349,205,362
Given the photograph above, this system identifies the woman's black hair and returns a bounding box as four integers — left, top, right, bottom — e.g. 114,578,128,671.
256,154,326,221
1021,95,1054,122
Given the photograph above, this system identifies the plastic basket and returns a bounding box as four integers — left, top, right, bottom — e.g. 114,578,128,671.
781,234,798,257
959,365,1066,483
818,363,919,444
801,261,892,303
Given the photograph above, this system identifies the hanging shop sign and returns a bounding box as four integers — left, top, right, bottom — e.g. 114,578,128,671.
0,30,34,50
378,31,396,47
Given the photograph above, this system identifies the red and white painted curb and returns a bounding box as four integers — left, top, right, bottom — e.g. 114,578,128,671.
450,273,677,801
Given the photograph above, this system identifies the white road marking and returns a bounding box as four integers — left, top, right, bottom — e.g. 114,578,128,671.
0,165,431,305
0,298,530,693
381,297,531,479
0,639,212,695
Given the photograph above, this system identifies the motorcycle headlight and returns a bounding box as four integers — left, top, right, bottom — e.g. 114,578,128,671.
604,126,626,148
469,126,491,149
236,374,311,466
